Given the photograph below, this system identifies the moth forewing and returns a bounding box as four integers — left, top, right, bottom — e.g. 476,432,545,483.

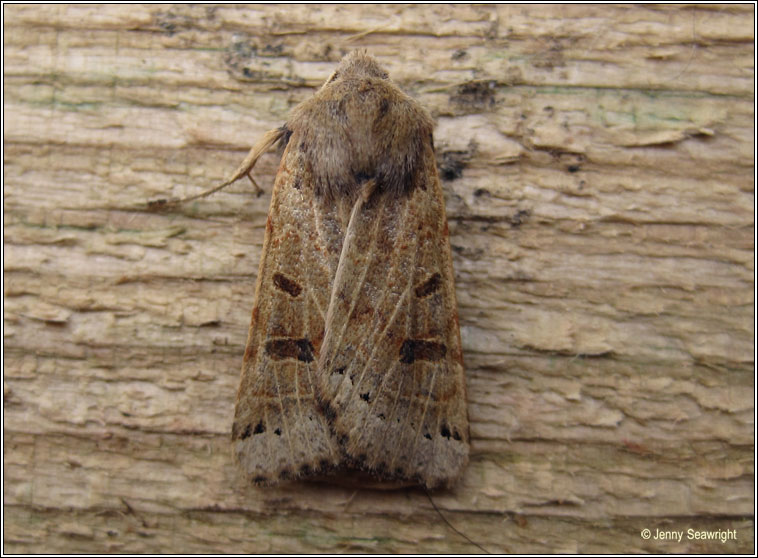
231,50,469,488
231,141,342,483
318,161,469,489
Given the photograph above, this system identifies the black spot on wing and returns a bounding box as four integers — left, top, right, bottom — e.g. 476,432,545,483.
265,338,315,362
273,272,302,297
321,400,337,422
399,340,447,364
240,423,252,440
414,272,442,297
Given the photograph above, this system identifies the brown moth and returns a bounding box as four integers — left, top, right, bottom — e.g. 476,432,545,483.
226,51,469,489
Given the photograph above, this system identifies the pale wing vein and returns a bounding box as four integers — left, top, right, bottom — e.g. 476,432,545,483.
344,197,414,430
328,194,383,399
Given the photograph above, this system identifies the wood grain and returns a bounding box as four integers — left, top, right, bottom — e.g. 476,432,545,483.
4,4,753,553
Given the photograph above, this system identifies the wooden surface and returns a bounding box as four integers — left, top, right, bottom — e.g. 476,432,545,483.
3,4,754,553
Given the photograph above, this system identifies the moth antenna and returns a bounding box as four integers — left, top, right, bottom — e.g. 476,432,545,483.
332,178,377,230
146,127,285,210
424,489,490,554
360,178,378,202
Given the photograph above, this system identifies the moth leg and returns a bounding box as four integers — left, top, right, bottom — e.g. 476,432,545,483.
147,127,285,209
246,172,263,198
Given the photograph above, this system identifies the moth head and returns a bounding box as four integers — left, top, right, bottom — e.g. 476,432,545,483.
323,50,389,87
290,49,434,200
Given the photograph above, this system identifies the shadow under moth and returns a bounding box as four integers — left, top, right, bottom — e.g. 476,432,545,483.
177,51,469,489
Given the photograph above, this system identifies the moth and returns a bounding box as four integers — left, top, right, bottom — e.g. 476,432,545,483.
224,51,469,489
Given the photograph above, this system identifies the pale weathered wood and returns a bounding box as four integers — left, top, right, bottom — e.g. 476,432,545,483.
3,4,754,553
